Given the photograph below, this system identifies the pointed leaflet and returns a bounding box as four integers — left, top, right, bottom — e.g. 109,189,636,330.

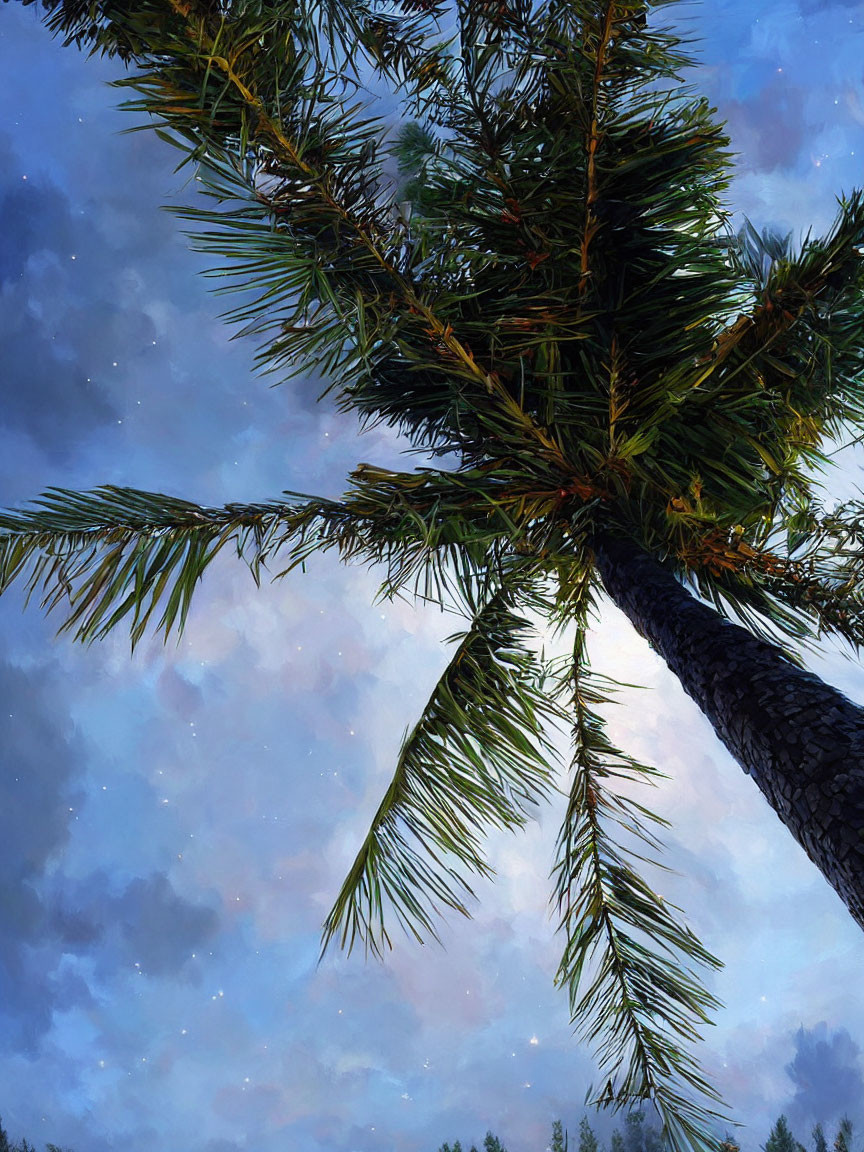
0,486,334,645
0,464,559,648
322,574,559,958
0,484,486,647
550,618,728,1152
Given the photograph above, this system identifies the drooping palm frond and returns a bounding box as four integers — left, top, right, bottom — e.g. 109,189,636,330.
765,498,864,647
550,619,727,1152
657,192,864,503
628,490,864,659
0,482,504,646
679,528,864,657
0,469,576,647
0,486,339,645
321,574,561,958
113,26,576,474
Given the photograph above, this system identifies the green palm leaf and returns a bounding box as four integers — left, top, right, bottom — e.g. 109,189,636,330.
550,624,727,1152
0,486,322,645
321,576,560,958
0,484,456,646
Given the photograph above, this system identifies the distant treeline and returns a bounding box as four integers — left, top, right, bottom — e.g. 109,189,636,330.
0,1119,70,1152
437,1109,858,1152
0,1106,856,1152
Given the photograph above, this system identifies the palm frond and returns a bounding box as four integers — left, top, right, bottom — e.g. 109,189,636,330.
0,473,563,647
0,483,470,646
684,190,864,444
550,621,728,1152
116,31,575,471
655,511,864,656
689,551,864,658
0,486,330,645
321,575,560,959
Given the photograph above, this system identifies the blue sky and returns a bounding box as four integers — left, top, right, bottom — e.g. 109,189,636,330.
1,2,864,1150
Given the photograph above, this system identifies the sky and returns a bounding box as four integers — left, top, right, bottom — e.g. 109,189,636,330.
1,1,864,1151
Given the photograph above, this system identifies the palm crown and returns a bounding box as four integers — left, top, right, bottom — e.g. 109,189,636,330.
6,1,864,1149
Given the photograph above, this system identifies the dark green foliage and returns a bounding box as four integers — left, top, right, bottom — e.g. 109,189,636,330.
321,578,561,956
834,1118,854,1152
550,1119,570,1152
600,1110,664,1152
549,623,724,1148
623,1110,663,1152
813,1126,828,1152
438,1131,506,1152
9,2,864,1150
576,1116,594,1152
394,120,440,210
483,1134,507,1152
765,1116,801,1152
0,1118,52,1152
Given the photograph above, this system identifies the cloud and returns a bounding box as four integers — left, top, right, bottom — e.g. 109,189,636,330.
49,869,220,979
0,645,219,1054
717,78,808,173
0,135,119,455
0,654,89,1051
5,2,864,1151
784,1023,864,1130
112,872,219,975
797,0,860,10
0,660,85,884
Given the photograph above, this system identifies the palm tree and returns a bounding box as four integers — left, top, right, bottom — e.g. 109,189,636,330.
6,1,864,1148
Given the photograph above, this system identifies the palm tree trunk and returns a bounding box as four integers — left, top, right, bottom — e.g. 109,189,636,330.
592,532,864,930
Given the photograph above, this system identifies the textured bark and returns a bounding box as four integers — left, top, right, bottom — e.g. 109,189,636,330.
593,532,864,930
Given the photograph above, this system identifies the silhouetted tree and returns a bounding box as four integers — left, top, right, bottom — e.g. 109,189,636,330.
834,1118,854,1152
765,1116,801,1152
550,1120,570,1152
624,1110,663,1152
483,1135,507,1152
576,1116,596,1152
439,1136,507,1152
